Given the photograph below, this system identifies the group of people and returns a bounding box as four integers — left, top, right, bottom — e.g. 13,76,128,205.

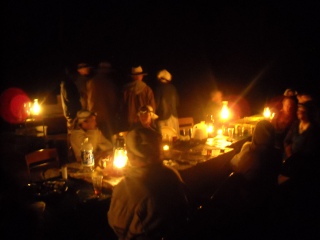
60,62,180,159
62,67,320,239
60,62,189,239
226,88,320,237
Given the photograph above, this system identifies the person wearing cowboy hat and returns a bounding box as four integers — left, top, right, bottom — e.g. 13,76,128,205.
70,110,113,163
118,65,156,131
154,69,180,137
130,105,160,133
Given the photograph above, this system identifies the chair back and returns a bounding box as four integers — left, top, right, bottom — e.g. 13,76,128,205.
178,117,194,132
25,148,60,182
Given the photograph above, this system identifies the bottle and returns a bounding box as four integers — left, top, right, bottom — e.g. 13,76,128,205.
81,137,95,172
205,114,215,138
115,132,125,149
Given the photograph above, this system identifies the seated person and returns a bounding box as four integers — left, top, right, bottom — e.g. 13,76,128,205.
279,101,320,185
108,127,190,239
130,105,160,133
230,120,282,191
271,96,297,154
70,110,113,163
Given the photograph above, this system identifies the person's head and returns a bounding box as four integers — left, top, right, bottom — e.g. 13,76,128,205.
282,97,297,115
252,120,275,149
210,90,223,103
130,66,147,81
283,88,297,97
297,92,313,103
126,127,162,167
77,63,92,76
137,105,158,127
297,101,317,123
75,110,97,130
157,69,172,83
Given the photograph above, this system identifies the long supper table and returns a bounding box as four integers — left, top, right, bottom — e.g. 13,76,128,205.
165,134,252,205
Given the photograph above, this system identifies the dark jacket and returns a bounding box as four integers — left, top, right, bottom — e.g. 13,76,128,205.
155,82,179,120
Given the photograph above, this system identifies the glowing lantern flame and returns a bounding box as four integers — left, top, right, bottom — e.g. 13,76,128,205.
163,144,170,151
263,107,271,118
113,149,127,169
31,99,41,116
220,101,230,120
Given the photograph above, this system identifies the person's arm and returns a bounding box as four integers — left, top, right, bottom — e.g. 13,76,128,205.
86,129,113,160
70,130,87,162
283,122,295,158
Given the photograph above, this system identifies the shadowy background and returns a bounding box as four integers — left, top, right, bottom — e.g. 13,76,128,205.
2,0,320,127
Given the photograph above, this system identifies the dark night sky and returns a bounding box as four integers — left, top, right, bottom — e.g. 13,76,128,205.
3,0,320,120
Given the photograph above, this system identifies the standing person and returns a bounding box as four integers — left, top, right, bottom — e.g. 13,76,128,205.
203,89,223,125
118,66,156,131
87,61,118,141
107,127,190,239
60,68,82,134
74,63,94,110
155,69,180,137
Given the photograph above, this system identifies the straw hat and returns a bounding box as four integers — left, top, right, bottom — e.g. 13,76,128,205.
137,105,158,119
76,110,97,124
130,66,148,76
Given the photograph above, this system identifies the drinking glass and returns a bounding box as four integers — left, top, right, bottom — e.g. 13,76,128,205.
92,173,103,197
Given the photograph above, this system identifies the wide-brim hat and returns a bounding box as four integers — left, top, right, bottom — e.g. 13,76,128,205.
76,110,97,124
130,66,148,76
137,105,158,119
77,63,93,69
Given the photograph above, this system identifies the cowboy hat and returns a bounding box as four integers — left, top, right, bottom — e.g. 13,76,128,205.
130,66,148,76
137,105,158,119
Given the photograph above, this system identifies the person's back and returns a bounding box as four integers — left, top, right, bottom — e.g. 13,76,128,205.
119,66,156,131
155,69,180,136
87,62,118,141
74,63,94,110
231,120,282,193
107,127,189,239
60,69,82,133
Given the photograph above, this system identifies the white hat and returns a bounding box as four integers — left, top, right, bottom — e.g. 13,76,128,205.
157,69,172,82
130,66,148,76
137,105,158,119
76,110,97,124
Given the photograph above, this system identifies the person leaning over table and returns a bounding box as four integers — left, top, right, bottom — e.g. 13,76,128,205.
107,127,190,240
130,105,160,134
70,110,113,163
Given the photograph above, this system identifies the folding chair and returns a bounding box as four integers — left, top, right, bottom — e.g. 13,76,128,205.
25,148,60,182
